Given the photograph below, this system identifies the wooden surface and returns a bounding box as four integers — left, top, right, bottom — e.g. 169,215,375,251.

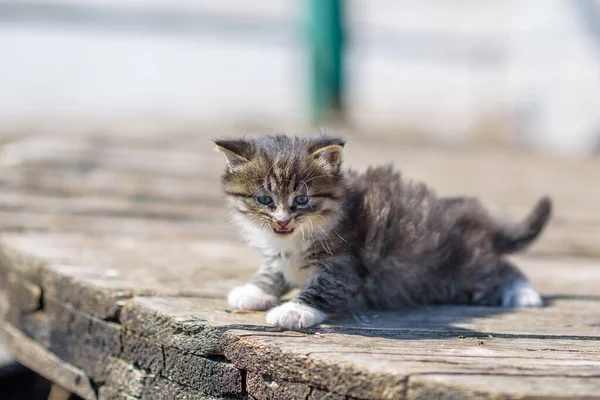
0,347,12,370
0,130,599,399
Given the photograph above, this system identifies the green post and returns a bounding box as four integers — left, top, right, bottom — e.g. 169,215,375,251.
308,0,345,124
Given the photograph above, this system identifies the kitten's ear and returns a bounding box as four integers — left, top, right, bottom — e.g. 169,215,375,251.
310,139,345,171
214,139,252,168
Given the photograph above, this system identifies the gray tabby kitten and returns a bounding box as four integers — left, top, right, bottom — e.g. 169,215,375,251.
216,134,551,330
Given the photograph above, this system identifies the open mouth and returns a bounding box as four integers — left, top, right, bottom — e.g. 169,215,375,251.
273,227,294,235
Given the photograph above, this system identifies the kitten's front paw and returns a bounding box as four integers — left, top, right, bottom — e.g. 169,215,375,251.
502,281,543,307
266,302,327,330
227,283,278,310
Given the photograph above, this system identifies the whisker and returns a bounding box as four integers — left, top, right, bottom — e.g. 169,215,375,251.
312,214,347,242
308,218,333,255
316,225,334,254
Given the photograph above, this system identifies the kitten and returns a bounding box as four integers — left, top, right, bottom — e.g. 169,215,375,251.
216,134,552,330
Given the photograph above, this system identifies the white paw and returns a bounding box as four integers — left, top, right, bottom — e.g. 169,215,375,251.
266,302,327,330
227,283,278,310
502,281,543,307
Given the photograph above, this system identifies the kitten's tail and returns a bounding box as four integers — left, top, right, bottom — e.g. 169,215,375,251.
492,197,552,254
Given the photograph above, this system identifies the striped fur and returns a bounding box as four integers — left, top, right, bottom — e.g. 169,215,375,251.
216,134,552,330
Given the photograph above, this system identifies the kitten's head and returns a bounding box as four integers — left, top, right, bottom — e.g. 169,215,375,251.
215,134,346,241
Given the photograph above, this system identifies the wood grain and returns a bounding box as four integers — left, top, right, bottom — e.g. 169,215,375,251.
0,131,599,399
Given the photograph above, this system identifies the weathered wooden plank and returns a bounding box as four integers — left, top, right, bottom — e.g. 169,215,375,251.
0,190,226,221
1,232,599,322
120,331,166,376
0,211,237,241
246,372,312,400
0,206,597,259
162,347,243,397
0,136,222,177
2,297,241,400
139,377,228,400
2,136,600,257
5,299,122,382
0,347,12,368
4,308,51,348
0,166,221,205
1,131,600,399
120,261,600,337
117,328,246,398
0,241,46,285
6,273,41,312
2,234,258,318
100,358,228,400
123,294,600,346
223,328,600,361
521,256,600,297
246,372,347,400
2,134,599,215
120,297,267,356
103,357,151,399
0,207,597,258
321,298,600,337
343,142,600,215
3,134,600,215
44,301,122,381
222,330,600,399
407,374,600,400
4,136,600,214
98,383,221,400
5,238,592,353
0,323,96,400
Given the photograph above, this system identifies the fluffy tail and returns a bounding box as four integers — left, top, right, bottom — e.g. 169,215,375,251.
492,197,552,254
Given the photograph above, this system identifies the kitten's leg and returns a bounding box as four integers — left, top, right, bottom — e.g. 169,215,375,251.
228,260,292,311
267,256,361,330
474,258,543,307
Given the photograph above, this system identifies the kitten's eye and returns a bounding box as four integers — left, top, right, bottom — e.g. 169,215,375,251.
294,195,309,206
256,195,274,206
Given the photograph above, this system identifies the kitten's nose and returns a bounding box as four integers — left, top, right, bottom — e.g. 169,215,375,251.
276,217,292,227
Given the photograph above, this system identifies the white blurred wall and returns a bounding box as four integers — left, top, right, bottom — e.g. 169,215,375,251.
0,1,305,127
1,0,600,156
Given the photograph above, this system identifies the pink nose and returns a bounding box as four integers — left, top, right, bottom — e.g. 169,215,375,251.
276,218,291,227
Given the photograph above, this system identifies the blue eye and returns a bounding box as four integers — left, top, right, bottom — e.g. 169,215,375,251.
294,195,309,206
257,195,273,206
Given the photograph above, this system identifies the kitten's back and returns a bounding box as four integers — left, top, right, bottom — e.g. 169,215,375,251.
344,165,551,261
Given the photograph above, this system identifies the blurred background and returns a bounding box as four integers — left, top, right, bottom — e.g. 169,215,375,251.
2,0,600,156
1,1,600,398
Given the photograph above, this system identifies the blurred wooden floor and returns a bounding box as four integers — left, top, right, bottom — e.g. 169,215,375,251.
0,130,599,399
